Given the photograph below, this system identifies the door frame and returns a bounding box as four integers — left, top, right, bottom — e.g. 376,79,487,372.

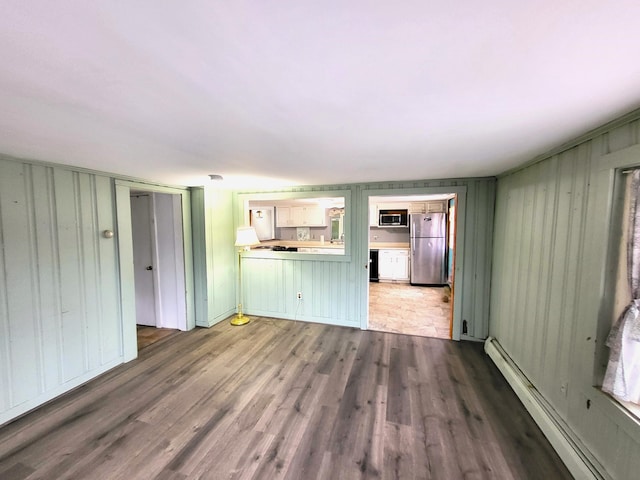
115,180,194,361
360,186,467,340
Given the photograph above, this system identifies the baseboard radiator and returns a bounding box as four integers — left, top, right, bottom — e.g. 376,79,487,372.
484,337,608,480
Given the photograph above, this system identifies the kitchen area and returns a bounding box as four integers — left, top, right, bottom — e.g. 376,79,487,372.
368,194,456,339
246,197,346,254
244,193,456,340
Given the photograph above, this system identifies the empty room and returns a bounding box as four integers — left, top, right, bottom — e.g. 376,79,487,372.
1,2,640,479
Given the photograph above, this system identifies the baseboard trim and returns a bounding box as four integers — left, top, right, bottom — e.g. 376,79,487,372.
484,337,608,480
0,358,123,427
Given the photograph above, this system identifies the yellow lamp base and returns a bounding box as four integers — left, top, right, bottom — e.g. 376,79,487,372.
230,313,250,326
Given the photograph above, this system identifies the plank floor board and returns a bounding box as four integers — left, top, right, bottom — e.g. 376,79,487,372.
0,317,572,480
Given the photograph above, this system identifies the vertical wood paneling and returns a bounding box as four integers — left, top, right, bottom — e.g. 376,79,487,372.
534,156,559,378
0,161,40,405
516,168,538,371
95,176,120,363
459,182,479,337
490,180,508,338
491,114,640,480
205,187,236,325
114,183,137,362
23,164,45,394
190,185,235,327
78,173,101,372
508,182,525,349
468,181,489,338
54,169,85,382
30,165,63,392
242,256,356,326
519,160,556,373
243,257,284,316
190,188,209,326
0,166,11,413
541,153,574,407
522,162,547,371
474,180,495,339
0,157,123,425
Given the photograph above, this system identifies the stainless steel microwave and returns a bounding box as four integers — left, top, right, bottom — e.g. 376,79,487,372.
379,209,408,227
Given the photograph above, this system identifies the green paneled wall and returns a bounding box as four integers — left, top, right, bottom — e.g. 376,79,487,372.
0,158,122,425
491,116,640,479
191,186,237,326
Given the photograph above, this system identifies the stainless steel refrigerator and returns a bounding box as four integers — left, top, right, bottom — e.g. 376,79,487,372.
410,213,446,285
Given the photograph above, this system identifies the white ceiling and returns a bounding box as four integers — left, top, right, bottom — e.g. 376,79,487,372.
1,1,640,188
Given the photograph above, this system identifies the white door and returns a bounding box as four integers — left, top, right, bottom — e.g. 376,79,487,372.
130,194,157,326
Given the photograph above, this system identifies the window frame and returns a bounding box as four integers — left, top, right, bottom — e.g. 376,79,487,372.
591,147,640,430
595,168,640,418
236,189,352,262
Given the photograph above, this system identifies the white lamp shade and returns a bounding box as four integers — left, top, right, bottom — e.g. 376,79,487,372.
235,226,260,247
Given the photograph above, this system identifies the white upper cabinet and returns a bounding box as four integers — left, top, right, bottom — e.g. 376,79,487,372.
369,204,379,226
409,201,446,214
276,206,293,227
293,206,326,226
276,206,326,227
409,202,426,214
426,201,446,213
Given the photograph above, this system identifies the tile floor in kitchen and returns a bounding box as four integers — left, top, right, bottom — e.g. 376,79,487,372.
368,281,451,339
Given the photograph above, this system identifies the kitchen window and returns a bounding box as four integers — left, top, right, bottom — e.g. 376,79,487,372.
602,169,640,418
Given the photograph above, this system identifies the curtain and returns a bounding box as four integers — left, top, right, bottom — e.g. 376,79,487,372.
603,170,640,403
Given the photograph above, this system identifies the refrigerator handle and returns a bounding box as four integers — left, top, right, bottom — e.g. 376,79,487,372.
411,221,415,253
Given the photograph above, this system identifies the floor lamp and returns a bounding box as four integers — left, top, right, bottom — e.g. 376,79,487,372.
232,226,260,326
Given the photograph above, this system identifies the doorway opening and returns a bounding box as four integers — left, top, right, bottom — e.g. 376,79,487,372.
368,193,457,339
130,190,187,348
136,325,180,351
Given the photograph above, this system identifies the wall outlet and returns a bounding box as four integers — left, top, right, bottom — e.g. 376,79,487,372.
297,292,302,300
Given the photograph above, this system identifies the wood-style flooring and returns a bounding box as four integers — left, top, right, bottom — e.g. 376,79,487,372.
137,325,180,350
0,318,572,480
369,282,451,339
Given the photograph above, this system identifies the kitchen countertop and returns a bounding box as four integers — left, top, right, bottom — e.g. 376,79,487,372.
369,242,410,250
253,240,409,250
256,240,344,249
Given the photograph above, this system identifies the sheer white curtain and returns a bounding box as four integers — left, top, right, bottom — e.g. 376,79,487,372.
603,170,640,404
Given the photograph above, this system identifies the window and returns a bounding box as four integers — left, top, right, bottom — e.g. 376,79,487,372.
602,169,640,417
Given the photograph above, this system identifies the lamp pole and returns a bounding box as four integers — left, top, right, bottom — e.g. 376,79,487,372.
231,247,249,325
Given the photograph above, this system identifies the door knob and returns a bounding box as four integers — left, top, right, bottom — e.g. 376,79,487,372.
146,266,153,271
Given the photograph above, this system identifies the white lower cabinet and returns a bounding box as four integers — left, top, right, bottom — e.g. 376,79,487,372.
378,249,409,281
